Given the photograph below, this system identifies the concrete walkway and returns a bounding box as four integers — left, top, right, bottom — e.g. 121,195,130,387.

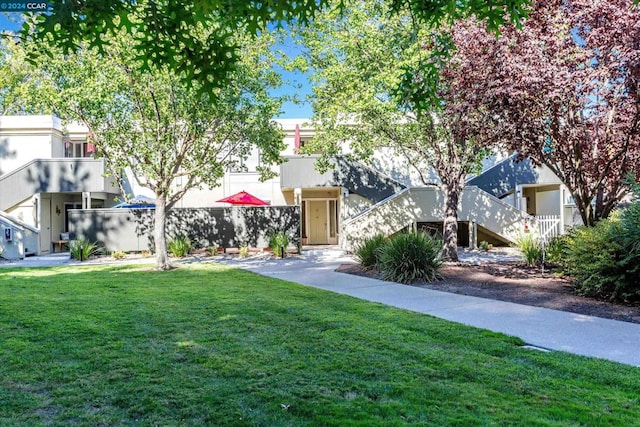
2,248,639,367
217,248,640,368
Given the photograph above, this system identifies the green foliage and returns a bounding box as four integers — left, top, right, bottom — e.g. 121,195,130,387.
23,0,323,97
297,0,497,261
563,217,627,301
515,233,543,267
479,240,493,251
0,39,50,115
544,234,571,266
22,27,285,270
111,250,127,260
389,0,530,33
239,245,250,258
563,184,640,302
21,0,530,100
207,244,219,256
269,232,290,257
167,236,192,258
355,234,388,269
620,186,640,273
378,232,442,283
69,238,100,261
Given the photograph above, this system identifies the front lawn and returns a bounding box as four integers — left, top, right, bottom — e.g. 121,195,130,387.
1,263,638,425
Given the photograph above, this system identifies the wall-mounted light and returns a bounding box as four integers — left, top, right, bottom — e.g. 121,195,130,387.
55,205,61,216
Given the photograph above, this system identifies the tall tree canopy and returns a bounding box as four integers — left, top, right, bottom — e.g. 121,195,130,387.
458,0,640,226
26,28,284,270
16,0,532,96
299,0,502,261
0,38,50,115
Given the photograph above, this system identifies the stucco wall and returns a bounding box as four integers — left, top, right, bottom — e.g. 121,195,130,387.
69,206,301,252
536,190,561,216
0,221,24,259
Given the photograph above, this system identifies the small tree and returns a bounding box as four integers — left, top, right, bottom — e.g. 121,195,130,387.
29,29,284,270
298,0,498,261
461,0,640,225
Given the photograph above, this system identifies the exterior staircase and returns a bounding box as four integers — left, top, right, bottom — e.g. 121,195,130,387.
332,156,406,203
280,155,406,203
0,158,116,210
466,154,537,199
0,211,39,259
340,186,535,250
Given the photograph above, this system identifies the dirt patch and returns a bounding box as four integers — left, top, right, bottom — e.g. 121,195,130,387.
335,262,640,324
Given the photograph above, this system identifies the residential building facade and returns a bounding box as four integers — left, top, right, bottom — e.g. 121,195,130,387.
0,115,581,259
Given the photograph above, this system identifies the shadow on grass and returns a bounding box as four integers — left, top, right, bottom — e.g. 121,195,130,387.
1,263,639,425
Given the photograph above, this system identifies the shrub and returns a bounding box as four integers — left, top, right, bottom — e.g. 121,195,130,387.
239,245,250,258
515,233,543,267
544,234,571,266
479,240,493,251
563,216,629,301
269,232,290,258
563,180,640,302
207,244,219,256
378,232,442,283
620,191,640,283
140,250,152,258
355,234,388,269
167,236,191,258
69,238,100,261
111,250,127,260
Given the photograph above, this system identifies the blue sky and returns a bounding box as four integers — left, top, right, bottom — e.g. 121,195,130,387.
0,13,313,119
0,13,21,31
270,31,314,119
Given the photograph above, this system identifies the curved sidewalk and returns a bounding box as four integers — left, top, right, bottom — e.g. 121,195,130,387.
219,249,640,368
3,249,639,367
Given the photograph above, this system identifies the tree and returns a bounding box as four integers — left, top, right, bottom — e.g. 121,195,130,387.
0,38,50,115
298,0,499,261
462,0,640,226
28,29,284,270
14,0,533,97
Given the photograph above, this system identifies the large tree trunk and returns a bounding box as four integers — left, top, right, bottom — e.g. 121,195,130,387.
154,193,172,270
442,184,461,262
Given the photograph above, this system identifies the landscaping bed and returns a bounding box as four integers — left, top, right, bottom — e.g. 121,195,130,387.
336,261,640,324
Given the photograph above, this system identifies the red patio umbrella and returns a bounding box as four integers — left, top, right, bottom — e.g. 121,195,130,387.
216,190,270,206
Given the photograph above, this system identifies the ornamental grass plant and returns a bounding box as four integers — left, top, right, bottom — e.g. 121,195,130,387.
378,232,442,283
355,234,388,269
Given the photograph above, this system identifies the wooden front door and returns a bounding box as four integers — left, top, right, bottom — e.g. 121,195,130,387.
308,200,328,244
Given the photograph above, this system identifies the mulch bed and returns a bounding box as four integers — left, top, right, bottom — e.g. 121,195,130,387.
335,262,640,324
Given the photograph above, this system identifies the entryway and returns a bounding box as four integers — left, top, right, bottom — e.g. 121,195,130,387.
303,198,339,245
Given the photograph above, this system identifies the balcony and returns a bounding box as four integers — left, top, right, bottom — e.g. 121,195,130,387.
0,158,118,210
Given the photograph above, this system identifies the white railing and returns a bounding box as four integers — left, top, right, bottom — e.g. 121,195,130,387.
536,214,561,243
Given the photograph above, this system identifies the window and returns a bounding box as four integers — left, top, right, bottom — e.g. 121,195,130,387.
64,141,94,158
299,137,312,148
329,200,338,238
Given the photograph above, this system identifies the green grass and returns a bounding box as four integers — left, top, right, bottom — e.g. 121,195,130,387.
1,264,639,425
